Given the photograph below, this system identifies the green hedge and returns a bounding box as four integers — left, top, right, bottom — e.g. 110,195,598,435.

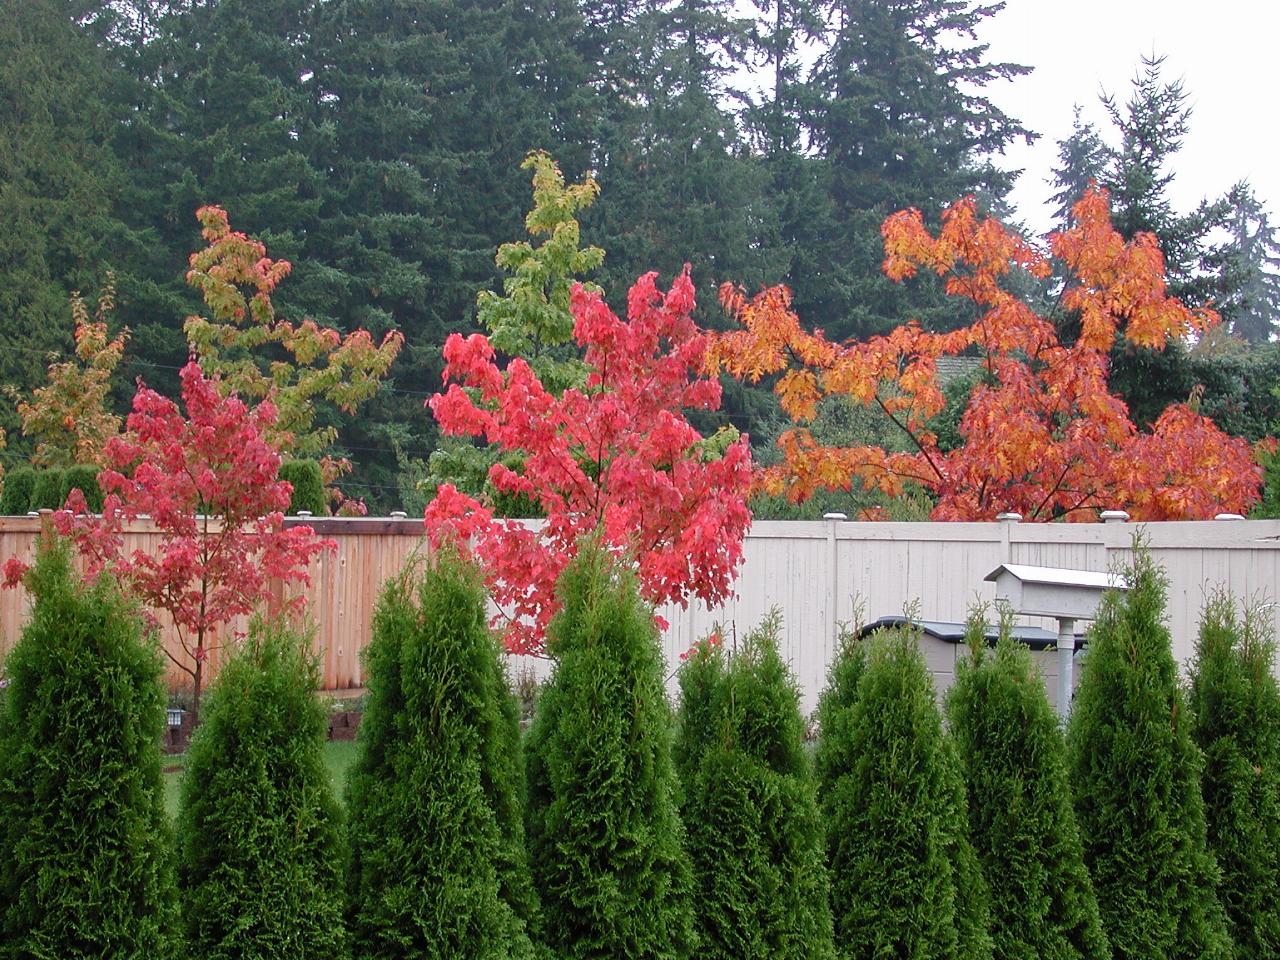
0,538,177,956
62,464,103,513
28,468,65,511
278,460,325,515
176,617,347,960
0,466,36,514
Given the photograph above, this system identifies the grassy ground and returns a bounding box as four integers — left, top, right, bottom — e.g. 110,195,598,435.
162,739,361,821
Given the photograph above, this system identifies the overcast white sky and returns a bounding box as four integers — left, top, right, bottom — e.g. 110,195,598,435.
978,0,1280,236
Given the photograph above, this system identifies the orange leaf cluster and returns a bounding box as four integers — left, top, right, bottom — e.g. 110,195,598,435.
708,189,1262,521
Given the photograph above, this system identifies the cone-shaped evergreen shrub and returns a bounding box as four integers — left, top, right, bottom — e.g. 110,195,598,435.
815,626,992,960
346,548,537,959
29,467,65,510
1188,591,1280,959
63,463,103,513
0,466,36,514
674,611,835,960
946,614,1111,960
524,543,695,959
0,537,177,958
279,460,326,515
1067,549,1232,960
175,616,347,960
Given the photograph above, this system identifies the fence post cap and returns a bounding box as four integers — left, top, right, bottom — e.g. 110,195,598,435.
1214,513,1246,521
996,512,1022,523
1100,510,1130,523
389,511,408,519
296,510,313,518
822,512,848,522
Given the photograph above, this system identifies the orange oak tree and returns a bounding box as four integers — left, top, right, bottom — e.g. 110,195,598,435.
706,189,1263,520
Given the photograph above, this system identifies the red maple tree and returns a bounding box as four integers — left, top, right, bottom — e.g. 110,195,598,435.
706,188,1263,520
425,269,753,655
41,361,332,710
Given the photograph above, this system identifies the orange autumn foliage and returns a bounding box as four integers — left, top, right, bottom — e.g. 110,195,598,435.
706,188,1263,521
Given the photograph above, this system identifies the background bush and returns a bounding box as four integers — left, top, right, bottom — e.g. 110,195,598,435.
28,467,65,511
175,617,347,960
0,466,35,514
62,464,103,512
815,626,991,960
345,548,537,959
0,538,176,958
524,543,695,960
1067,549,1232,960
278,460,326,515
674,611,835,960
1188,591,1280,959
947,613,1111,960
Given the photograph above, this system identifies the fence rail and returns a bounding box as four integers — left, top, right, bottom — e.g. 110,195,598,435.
1,515,1277,713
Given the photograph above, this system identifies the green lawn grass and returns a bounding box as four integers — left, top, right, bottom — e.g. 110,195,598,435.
162,738,361,821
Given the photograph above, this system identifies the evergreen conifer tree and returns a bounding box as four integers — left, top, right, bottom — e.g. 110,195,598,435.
524,543,695,959
814,625,991,960
0,537,177,958
1066,549,1233,960
1188,591,1280,959
946,613,1111,960
175,617,347,960
0,466,36,514
345,548,537,959
673,612,835,959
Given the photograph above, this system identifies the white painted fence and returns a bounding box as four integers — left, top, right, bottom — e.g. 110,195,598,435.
615,516,1280,715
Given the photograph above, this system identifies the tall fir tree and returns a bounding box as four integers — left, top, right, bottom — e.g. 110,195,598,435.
1066,548,1233,960
815,626,992,960
1207,182,1280,344
673,612,836,960
1048,106,1111,231
0,0,135,448
0,537,177,959
803,0,1032,340
175,617,347,960
1188,591,1280,959
946,614,1111,960
345,549,538,958
524,542,695,960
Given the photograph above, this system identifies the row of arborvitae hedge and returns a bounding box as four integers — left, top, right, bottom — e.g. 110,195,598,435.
1,539,1277,959
0,459,325,517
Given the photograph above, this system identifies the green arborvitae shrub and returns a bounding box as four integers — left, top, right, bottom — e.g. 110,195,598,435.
1067,549,1233,960
346,548,537,959
0,537,177,958
1188,591,1280,959
29,467,65,510
524,543,695,960
674,611,836,960
279,460,326,515
815,626,992,960
946,613,1111,960
175,617,347,960
0,466,36,514
62,464,103,513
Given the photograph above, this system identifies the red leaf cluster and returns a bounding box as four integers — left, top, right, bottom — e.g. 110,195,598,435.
425,269,753,654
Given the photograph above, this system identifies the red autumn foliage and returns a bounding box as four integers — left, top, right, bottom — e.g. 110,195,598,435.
425,269,753,655
40,361,332,709
706,188,1263,521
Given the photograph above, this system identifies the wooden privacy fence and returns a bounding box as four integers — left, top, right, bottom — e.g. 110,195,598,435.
1,515,1278,714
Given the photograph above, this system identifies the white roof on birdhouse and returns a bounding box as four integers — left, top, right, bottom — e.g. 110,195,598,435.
983,564,1126,591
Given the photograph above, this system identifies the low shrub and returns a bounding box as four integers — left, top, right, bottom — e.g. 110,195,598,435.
1067,548,1232,960
947,612,1110,960
0,466,36,514
62,464,103,513
278,460,325,515
175,617,347,960
675,611,835,960
0,538,177,957
525,543,695,959
28,468,65,511
1188,591,1280,959
815,625,991,960
346,547,537,958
